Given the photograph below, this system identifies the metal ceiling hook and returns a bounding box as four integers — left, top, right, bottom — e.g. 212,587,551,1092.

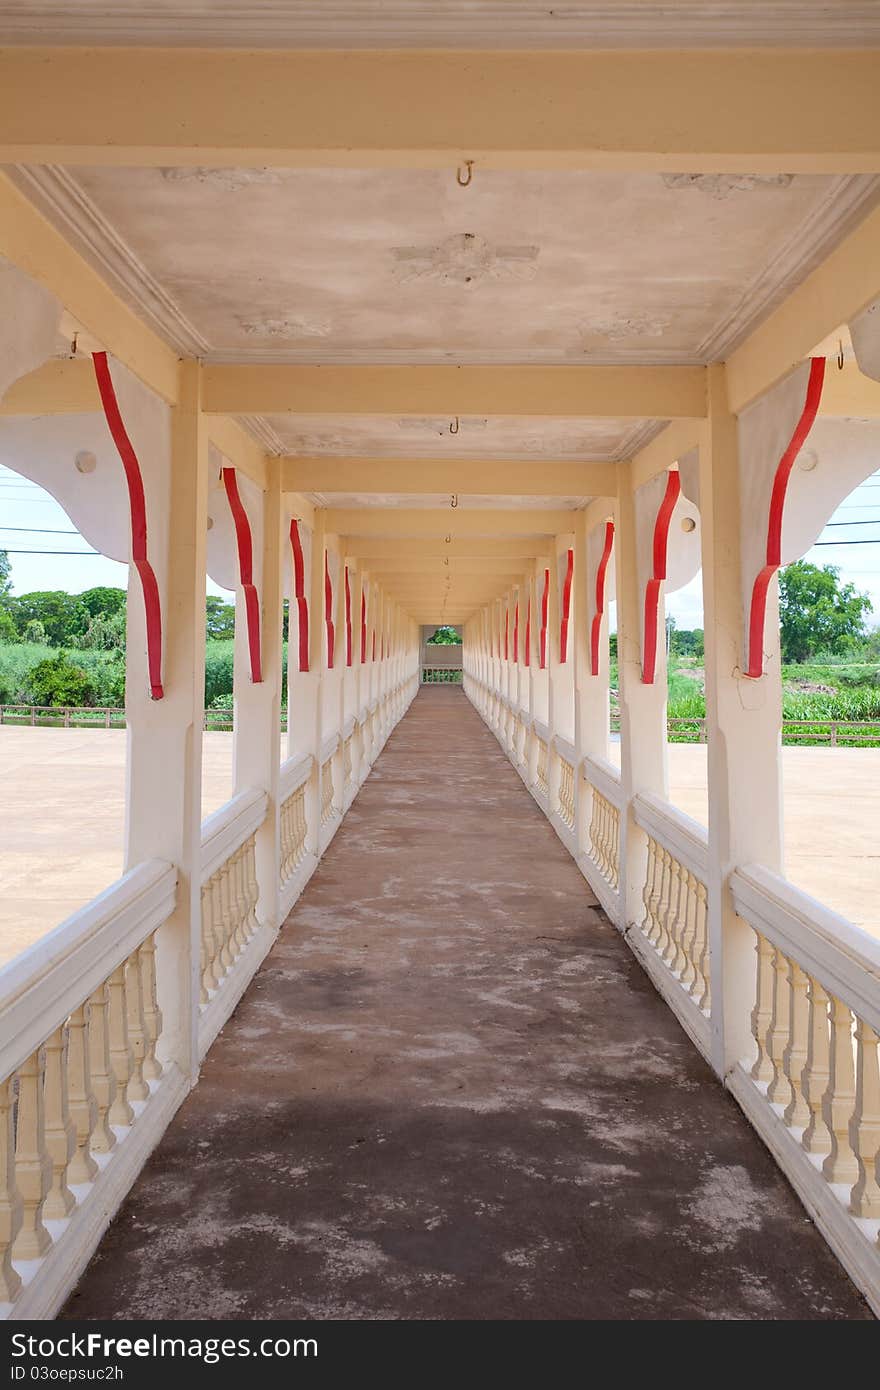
450,494,459,509
838,339,845,371
456,160,474,188
449,416,460,435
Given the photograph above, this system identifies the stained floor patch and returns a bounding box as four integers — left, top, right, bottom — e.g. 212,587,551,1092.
61,689,871,1321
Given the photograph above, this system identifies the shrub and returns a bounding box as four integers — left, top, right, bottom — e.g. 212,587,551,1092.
24,653,95,707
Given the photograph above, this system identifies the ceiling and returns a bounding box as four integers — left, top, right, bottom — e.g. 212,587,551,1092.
15,166,877,374
1,2,878,48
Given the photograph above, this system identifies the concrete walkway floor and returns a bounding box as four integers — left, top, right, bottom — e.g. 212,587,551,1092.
62,689,870,1321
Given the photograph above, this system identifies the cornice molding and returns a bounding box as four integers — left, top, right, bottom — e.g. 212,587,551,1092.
1,3,879,49
5,165,210,359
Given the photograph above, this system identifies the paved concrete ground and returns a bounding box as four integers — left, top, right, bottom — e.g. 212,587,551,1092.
1,723,878,967
61,688,869,1321
0,728,235,967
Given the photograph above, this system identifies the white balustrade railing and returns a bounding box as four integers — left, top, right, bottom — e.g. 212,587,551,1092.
279,753,312,895
198,789,268,1056
629,792,711,1056
580,754,623,920
728,866,880,1307
0,862,180,1319
533,721,550,801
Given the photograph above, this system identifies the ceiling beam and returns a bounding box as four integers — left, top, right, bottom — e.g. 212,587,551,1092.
344,537,550,559
1,48,878,173
204,364,704,419
282,457,618,497
326,508,578,538
361,557,529,574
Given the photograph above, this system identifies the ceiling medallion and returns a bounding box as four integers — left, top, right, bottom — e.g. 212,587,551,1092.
661,173,795,198
391,232,539,285
160,167,282,191
237,314,331,339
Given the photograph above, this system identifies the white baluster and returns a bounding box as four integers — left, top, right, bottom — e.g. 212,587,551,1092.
0,1078,22,1301
822,994,859,1187
41,1028,75,1219
66,1005,98,1182
849,1019,880,1217
12,1049,51,1259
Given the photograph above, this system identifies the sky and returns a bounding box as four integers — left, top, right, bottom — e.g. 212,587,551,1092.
2,463,880,626
0,463,233,600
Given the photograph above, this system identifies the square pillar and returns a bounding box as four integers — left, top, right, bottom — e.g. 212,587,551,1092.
701,364,784,1076
125,360,208,1080
616,459,669,930
232,465,283,931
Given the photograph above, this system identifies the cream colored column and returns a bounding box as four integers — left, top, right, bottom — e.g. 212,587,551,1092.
348,561,365,781
616,459,669,929
701,364,784,1076
292,508,326,856
232,464,283,929
125,360,208,1078
574,508,612,857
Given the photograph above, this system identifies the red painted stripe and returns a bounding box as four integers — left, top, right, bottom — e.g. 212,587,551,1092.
92,352,164,699
289,519,310,673
540,568,550,670
746,356,826,678
324,551,335,668
524,597,531,667
642,471,681,685
504,608,509,661
513,601,519,663
559,547,574,663
222,467,262,683
360,590,367,664
590,520,615,676
344,566,353,667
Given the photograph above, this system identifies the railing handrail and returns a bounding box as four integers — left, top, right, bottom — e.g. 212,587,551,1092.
582,752,623,807
552,733,577,767
279,751,313,802
200,788,268,883
532,718,550,745
731,862,880,1034
320,731,341,765
632,790,709,882
0,859,176,1082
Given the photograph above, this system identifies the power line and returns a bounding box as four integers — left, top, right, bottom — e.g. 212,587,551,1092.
0,548,105,557
0,526,79,535
823,520,880,528
814,539,880,546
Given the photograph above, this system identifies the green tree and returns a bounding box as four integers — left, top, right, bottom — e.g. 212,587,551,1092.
779,560,873,663
0,607,19,643
77,586,127,620
0,549,11,597
77,610,126,651
206,594,236,640
426,625,462,645
25,652,95,706
23,618,47,644
12,591,89,646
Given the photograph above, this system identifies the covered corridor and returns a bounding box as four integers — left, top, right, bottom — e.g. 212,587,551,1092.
1,6,880,1326
60,689,869,1321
